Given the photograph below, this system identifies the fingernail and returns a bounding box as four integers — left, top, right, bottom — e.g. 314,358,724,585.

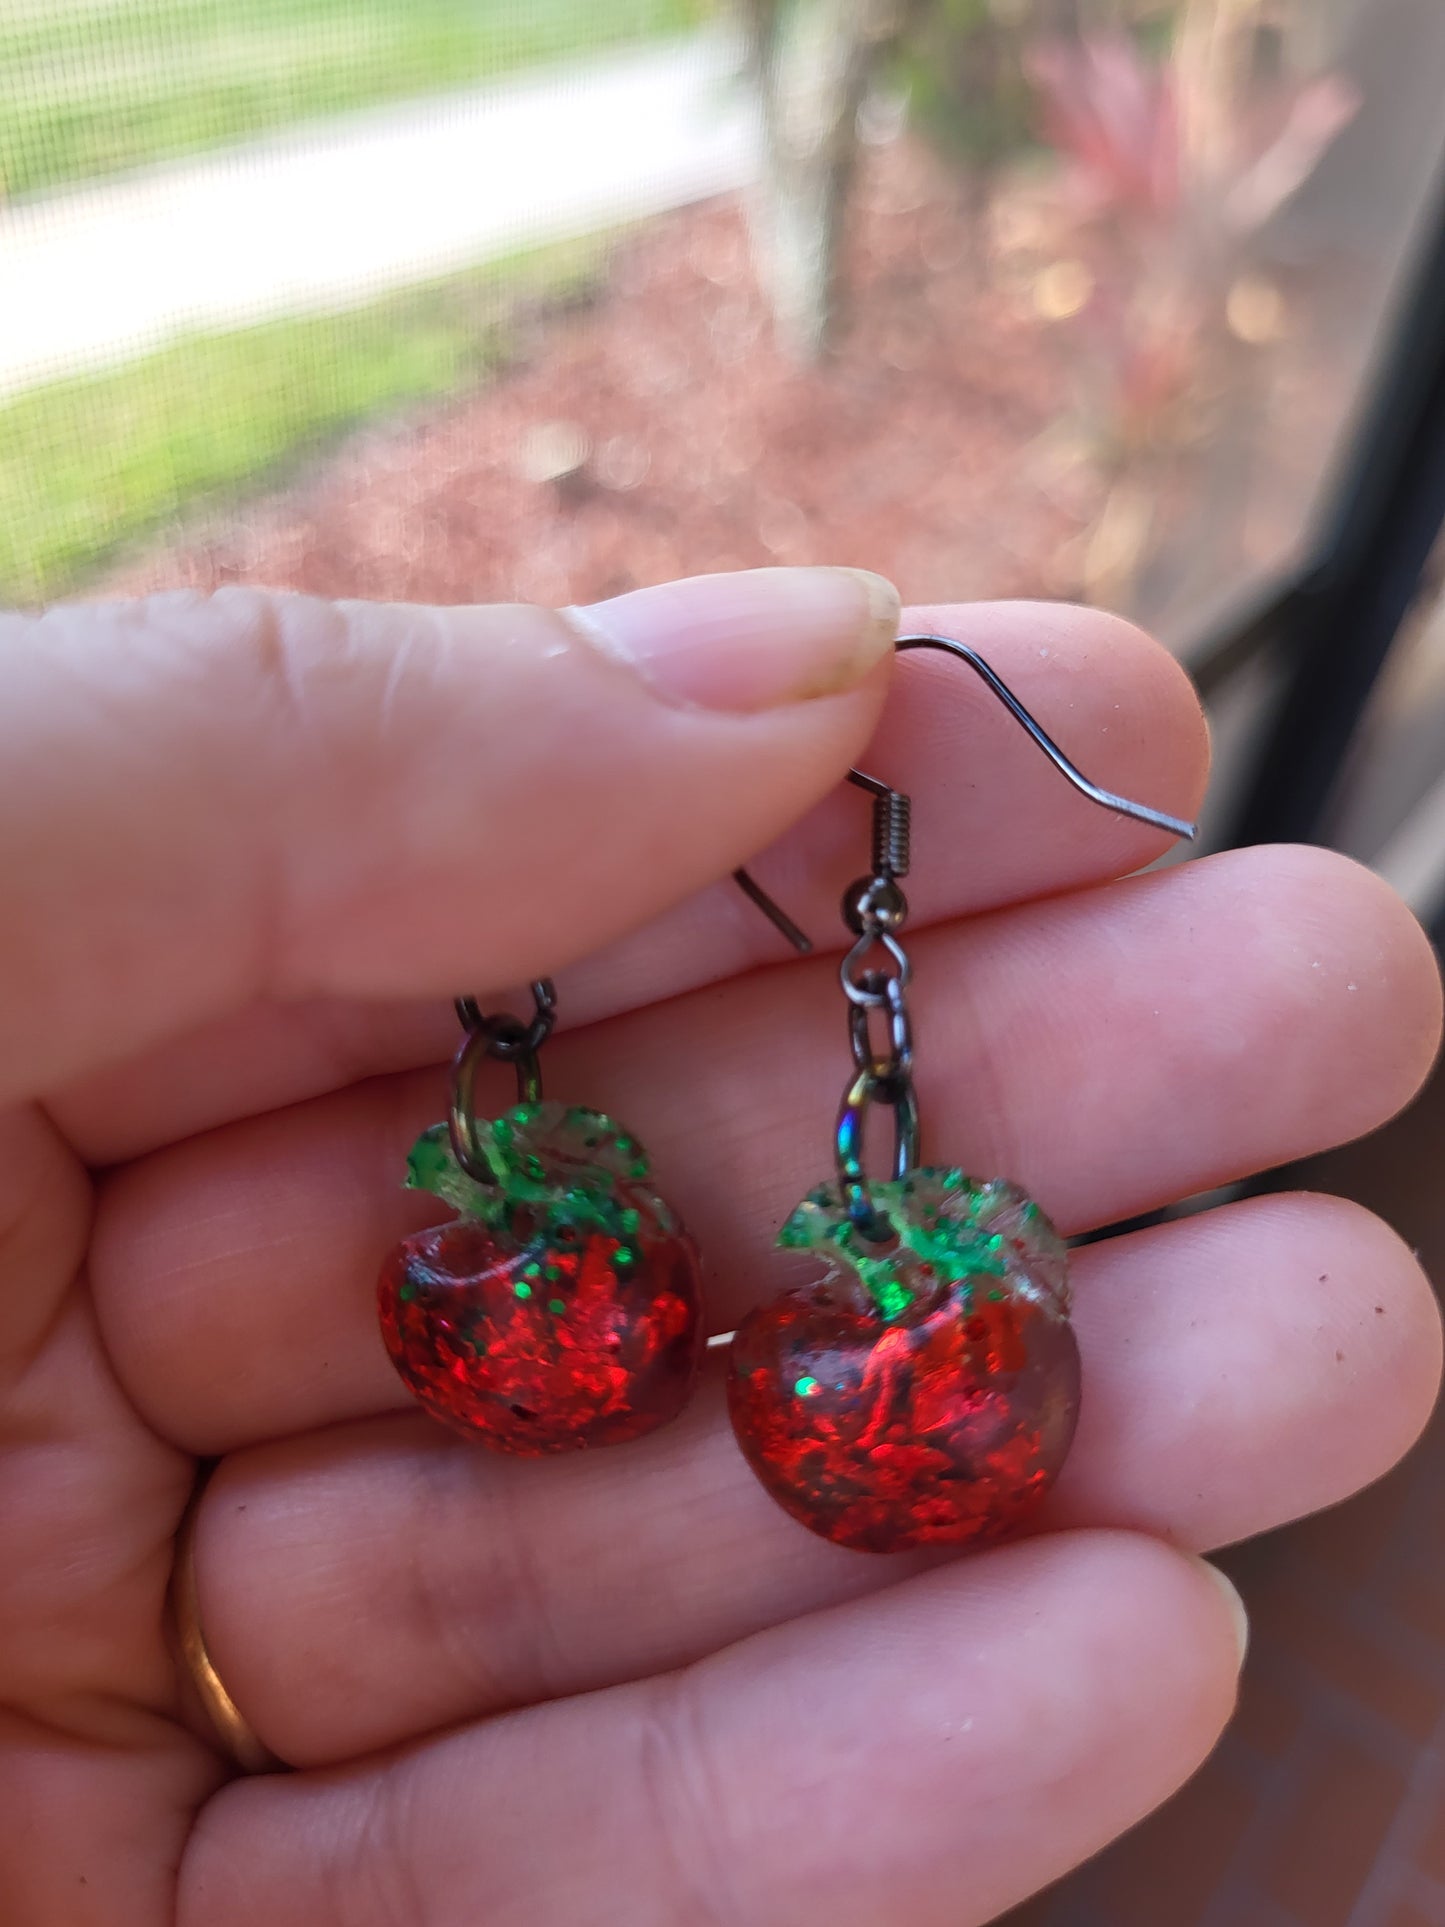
564,567,900,713
1193,1556,1250,1669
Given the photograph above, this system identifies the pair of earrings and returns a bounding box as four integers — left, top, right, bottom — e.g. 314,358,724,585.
377,636,1195,1555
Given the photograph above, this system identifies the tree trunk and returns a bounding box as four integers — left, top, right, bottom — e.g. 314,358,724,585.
738,0,920,361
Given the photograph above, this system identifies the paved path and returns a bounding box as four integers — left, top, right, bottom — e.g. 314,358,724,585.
0,31,756,399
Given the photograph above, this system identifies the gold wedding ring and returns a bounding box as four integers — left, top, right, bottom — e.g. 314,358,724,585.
170,1467,286,1774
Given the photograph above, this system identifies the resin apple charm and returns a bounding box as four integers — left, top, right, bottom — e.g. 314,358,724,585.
726,1170,1080,1552
378,1102,704,1453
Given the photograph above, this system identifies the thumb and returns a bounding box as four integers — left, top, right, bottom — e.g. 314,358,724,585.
2,567,898,1103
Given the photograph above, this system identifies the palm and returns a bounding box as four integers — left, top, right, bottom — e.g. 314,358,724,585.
1,584,1439,1927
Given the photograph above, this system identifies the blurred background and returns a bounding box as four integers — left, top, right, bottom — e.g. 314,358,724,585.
5,1,1445,1919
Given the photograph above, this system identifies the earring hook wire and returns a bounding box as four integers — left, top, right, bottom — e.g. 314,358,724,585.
734,632,1198,951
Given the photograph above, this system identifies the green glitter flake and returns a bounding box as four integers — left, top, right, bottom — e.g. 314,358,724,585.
403,1125,467,1204
547,1298,567,1315
872,1275,914,1322
794,1375,820,1397
513,1281,533,1300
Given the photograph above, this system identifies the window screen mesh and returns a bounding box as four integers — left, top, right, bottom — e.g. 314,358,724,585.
4,0,1444,659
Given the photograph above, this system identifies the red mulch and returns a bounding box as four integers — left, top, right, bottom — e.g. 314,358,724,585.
102,139,1101,609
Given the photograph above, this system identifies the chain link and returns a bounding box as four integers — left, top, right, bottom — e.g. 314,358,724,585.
833,874,918,1238
840,927,911,1007
847,969,914,1080
455,978,556,1055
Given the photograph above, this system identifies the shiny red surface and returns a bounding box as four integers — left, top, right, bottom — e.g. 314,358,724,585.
727,1283,1080,1552
378,1210,703,1453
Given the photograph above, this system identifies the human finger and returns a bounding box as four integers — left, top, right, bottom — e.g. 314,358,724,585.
183,1191,1434,1766
2,566,897,1105
178,1532,1246,1927
91,843,1442,1453
48,599,1207,1161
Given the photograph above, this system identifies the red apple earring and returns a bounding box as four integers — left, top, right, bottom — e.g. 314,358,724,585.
725,634,1197,1554
378,983,705,1452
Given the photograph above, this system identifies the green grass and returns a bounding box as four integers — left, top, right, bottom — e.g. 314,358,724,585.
1,0,706,202
0,240,606,605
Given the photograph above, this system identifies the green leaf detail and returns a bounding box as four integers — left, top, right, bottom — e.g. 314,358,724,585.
777,1167,1068,1323
401,1100,663,1242
403,1123,497,1215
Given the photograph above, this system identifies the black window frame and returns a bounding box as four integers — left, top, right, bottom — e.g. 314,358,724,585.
1188,147,1445,952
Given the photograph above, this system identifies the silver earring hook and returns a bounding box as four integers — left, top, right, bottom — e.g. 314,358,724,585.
733,632,1198,950
895,634,1198,840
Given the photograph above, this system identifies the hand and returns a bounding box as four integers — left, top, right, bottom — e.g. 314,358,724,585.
1,570,1439,1926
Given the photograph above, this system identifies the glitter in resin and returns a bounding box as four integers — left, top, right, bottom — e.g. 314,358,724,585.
378,1102,703,1453
726,1170,1080,1552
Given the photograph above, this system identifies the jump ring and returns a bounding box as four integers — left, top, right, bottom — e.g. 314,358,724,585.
835,1060,921,1242
449,1023,543,1183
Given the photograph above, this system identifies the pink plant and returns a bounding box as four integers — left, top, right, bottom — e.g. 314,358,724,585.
1026,31,1180,219
1018,20,1360,601
1025,27,1358,235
